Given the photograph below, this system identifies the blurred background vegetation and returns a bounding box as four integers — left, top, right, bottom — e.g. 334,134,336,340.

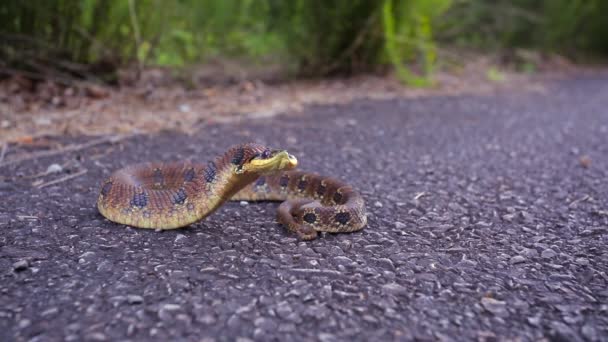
1,0,607,85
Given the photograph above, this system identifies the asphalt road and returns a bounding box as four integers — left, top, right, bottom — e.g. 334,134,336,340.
1,74,607,341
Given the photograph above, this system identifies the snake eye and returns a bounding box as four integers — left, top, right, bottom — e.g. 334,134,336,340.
260,149,272,159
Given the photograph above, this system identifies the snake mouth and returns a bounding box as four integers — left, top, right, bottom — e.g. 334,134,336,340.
238,150,297,174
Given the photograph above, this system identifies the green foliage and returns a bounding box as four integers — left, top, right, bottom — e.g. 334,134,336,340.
437,0,608,56
1,0,607,84
382,0,451,86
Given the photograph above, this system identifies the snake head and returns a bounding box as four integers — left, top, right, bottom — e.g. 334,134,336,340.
233,144,298,175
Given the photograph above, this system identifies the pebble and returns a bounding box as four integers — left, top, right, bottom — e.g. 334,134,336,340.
86,332,107,341
18,319,31,329
408,208,423,216
174,234,188,243
549,321,579,341
502,213,517,222
318,333,338,342
509,255,526,264
480,297,507,316
527,316,541,327
520,248,538,258
377,258,395,270
12,259,29,271
374,201,383,208
41,307,59,317
520,211,535,223
541,248,557,259
127,295,144,304
333,256,353,265
199,314,216,325
395,221,406,229
381,283,407,295
254,317,277,331
46,163,63,174
581,323,599,341
575,257,589,266
162,303,181,311
240,201,249,206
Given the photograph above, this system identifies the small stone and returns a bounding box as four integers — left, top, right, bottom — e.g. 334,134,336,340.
395,221,406,229
520,211,534,223
374,201,383,208
86,332,107,341
541,249,557,259
240,201,249,206
318,333,338,342
174,234,187,243
278,323,297,333
521,248,538,258
199,314,216,325
41,307,59,317
381,283,407,295
480,297,507,316
254,317,277,331
333,256,353,265
46,163,63,173
163,304,181,311
79,251,95,259
448,202,467,213
549,321,578,341
236,338,254,342
18,319,31,329
408,208,423,216
276,302,292,316
127,295,144,304
502,213,517,222
527,316,541,327
581,323,599,341
13,259,29,271
510,255,526,264
575,258,589,266
377,258,395,270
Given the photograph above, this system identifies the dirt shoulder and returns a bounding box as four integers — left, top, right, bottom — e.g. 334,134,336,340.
0,57,586,144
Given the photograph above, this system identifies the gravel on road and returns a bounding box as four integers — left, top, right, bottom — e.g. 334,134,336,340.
1,74,607,341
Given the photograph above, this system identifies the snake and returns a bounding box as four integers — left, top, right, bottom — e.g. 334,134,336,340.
97,143,367,240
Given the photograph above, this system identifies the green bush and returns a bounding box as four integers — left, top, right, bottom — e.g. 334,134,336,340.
1,0,607,85
437,0,608,56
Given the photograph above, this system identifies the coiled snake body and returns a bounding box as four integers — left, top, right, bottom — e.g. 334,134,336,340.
97,143,366,240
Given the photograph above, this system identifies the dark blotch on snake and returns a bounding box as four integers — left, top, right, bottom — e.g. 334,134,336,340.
153,168,164,185
183,168,196,182
131,191,148,208
101,182,112,196
204,161,216,183
231,147,245,165
316,183,326,197
297,179,308,191
255,176,266,187
280,175,289,188
333,191,343,204
172,188,188,205
335,212,350,225
303,213,317,224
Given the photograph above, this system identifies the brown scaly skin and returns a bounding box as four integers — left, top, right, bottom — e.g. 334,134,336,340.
97,143,367,240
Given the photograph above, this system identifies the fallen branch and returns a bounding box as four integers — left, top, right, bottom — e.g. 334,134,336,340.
35,169,88,189
0,135,129,168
